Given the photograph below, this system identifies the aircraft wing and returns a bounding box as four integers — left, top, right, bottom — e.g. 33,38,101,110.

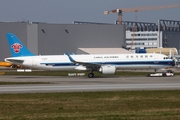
65,53,101,69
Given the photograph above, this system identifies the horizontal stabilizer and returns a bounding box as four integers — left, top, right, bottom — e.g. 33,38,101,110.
5,58,24,64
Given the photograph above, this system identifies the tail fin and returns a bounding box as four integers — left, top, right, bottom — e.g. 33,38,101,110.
6,33,35,57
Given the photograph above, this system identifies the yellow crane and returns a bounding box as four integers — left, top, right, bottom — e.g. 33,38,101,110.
104,4,180,24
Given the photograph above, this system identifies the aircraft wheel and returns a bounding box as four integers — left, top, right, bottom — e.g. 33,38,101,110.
162,73,166,77
88,73,94,78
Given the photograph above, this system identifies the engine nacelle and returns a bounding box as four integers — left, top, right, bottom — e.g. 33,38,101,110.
99,65,116,74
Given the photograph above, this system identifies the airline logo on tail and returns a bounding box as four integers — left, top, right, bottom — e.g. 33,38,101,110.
11,43,23,53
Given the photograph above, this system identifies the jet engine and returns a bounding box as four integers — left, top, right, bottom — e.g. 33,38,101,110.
99,65,116,74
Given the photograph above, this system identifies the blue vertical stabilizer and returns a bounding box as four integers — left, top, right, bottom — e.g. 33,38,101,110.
6,33,35,57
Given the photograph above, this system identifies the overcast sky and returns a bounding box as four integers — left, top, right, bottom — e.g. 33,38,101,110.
0,0,180,24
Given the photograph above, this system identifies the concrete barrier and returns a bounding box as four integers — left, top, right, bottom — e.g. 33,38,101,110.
25,69,32,72
17,69,24,72
17,69,32,72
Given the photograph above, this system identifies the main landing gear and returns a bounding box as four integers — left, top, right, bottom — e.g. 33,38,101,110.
88,71,94,78
88,73,94,78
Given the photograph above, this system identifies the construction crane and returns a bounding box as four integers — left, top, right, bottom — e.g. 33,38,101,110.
130,25,136,51
104,4,180,24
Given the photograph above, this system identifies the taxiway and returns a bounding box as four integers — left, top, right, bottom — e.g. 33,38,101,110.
0,75,180,93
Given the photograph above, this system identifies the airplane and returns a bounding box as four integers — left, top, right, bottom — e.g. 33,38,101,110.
5,33,176,78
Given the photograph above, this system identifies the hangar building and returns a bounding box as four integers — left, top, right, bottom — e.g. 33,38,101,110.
123,19,180,54
0,22,126,61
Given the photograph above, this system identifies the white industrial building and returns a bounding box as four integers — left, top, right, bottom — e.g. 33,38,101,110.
126,31,162,51
123,20,180,54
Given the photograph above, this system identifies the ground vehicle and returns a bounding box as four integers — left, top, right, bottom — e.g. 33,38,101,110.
147,70,175,77
0,62,12,67
0,61,25,69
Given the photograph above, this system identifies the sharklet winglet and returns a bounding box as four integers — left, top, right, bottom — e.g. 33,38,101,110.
65,52,76,63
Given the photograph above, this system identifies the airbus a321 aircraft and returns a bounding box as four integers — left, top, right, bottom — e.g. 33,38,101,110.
5,33,176,78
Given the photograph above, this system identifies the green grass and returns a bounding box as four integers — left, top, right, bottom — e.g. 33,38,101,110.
0,90,180,120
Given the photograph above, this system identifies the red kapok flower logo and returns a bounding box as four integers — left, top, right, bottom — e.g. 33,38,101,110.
11,43,23,53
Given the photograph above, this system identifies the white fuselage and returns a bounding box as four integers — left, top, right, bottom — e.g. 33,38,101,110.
5,53,173,71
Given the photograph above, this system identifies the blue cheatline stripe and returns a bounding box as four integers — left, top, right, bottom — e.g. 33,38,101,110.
40,60,173,67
